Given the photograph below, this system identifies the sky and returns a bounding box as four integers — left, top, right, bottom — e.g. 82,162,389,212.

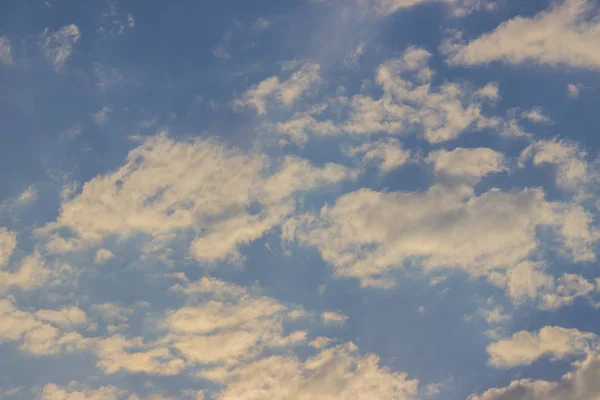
1,0,600,399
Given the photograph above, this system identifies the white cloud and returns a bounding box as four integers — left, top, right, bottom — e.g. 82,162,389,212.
527,139,594,194
540,273,597,310
93,106,111,125
42,24,81,70
18,185,39,203
475,82,500,102
321,311,348,325
95,335,185,375
0,228,17,267
272,47,500,144
235,62,321,114
38,383,125,400
426,147,506,179
39,133,355,263
487,326,596,367
0,37,13,65
350,0,494,17
521,107,551,124
128,14,135,28
471,353,600,400
479,305,510,325
0,253,51,293
342,42,365,70
443,0,600,69
0,299,89,355
94,248,115,264
36,306,88,330
209,342,419,400
344,138,411,174
293,185,577,288
567,83,581,98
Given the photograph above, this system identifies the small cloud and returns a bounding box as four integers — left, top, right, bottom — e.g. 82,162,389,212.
0,37,13,65
213,43,232,60
417,306,425,313
94,248,115,264
127,14,135,28
521,107,551,123
62,123,83,138
93,106,111,125
475,82,500,102
567,83,582,98
252,17,271,30
321,311,348,325
18,186,38,203
41,24,81,71
342,42,365,71
424,383,442,396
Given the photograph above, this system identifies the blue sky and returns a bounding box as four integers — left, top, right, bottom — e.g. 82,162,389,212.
1,0,600,399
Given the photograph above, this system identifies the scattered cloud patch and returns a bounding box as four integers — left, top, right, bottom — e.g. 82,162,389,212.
443,0,600,69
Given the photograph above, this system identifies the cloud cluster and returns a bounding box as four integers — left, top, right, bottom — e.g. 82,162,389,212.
443,0,600,69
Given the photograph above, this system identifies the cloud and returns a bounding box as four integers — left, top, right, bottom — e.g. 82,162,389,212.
0,253,52,293
344,138,411,174
0,299,89,355
443,0,600,69
274,47,499,144
94,248,115,264
521,107,551,124
235,62,322,114
0,228,17,267
0,37,13,65
342,42,365,71
38,383,126,400
487,326,596,367
471,353,600,400
39,133,355,263
292,184,596,288
567,83,582,98
41,24,81,70
426,147,506,179
479,305,510,325
211,342,419,399
329,0,494,17
522,139,596,195
321,311,348,325
93,106,111,125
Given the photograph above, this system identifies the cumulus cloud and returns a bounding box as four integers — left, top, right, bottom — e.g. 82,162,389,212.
521,107,551,124
344,138,411,174
41,24,81,70
471,353,600,400
93,106,111,125
39,133,355,263
426,147,506,179
274,47,499,144
235,62,322,114
521,139,596,195
487,326,596,367
211,342,419,399
0,299,89,355
0,253,52,293
94,248,115,264
38,383,126,400
567,83,582,98
0,227,17,267
443,0,600,69
291,182,598,289
321,311,348,325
